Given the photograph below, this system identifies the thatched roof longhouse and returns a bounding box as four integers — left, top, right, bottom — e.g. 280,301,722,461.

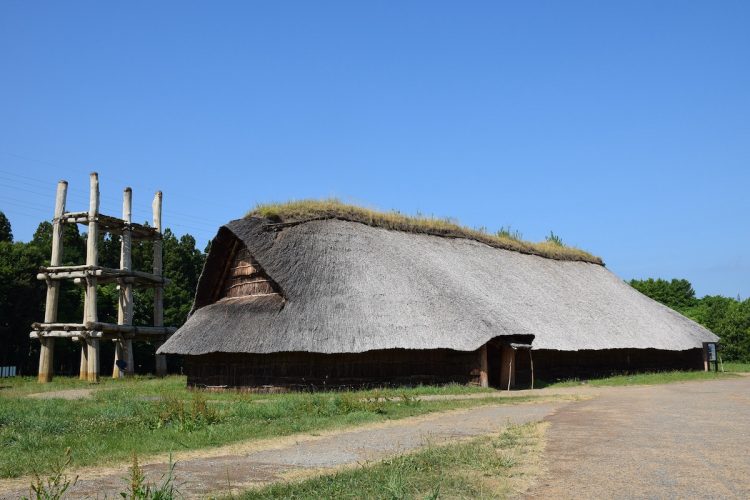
159,215,718,357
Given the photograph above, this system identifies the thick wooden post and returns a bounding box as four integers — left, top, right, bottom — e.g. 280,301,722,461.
79,340,88,380
38,181,67,383
85,172,100,383
479,344,489,388
500,346,516,391
153,191,167,377
113,188,134,378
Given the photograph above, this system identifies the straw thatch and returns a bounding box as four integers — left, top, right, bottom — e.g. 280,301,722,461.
159,216,717,356
250,199,604,264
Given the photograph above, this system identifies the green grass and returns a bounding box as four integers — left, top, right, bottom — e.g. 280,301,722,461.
723,362,750,372
249,199,603,264
540,369,738,388
237,422,545,499
0,376,538,479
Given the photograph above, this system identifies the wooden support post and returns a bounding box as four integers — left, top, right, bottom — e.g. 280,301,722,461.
87,338,99,382
152,191,167,377
529,349,535,390
38,181,67,383
85,172,100,383
79,343,88,380
500,346,516,391
114,188,134,378
479,344,489,388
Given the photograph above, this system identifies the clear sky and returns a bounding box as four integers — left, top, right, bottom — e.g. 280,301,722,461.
1,1,748,298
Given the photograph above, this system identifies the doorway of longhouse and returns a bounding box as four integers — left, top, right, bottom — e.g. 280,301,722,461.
486,340,533,390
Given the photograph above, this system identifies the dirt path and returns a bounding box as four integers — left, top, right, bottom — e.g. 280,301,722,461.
0,401,564,499
527,376,750,499
27,388,95,400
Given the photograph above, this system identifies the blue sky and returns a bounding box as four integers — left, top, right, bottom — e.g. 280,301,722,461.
1,1,748,298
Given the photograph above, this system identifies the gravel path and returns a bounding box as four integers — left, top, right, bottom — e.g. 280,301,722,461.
527,376,750,499
0,402,562,499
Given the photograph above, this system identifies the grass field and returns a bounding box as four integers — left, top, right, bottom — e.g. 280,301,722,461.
541,369,739,388
2,366,745,481
238,422,546,499
722,362,750,372
0,376,522,479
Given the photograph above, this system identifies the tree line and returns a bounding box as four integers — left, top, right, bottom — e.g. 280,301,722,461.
629,278,750,361
0,211,206,375
2,209,748,375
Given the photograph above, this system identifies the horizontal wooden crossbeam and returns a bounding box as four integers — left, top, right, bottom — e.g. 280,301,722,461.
37,265,168,286
60,212,161,240
30,321,176,340
30,331,169,340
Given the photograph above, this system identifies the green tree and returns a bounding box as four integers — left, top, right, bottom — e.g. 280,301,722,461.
632,278,750,362
0,241,45,367
0,212,206,374
0,211,12,242
682,295,734,331
714,300,750,362
162,230,204,326
629,278,697,311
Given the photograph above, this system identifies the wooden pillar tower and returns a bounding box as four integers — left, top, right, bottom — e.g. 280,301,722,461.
32,173,176,383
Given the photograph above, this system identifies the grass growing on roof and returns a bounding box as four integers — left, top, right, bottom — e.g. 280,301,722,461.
236,422,546,499
0,376,546,479
249,199,603,265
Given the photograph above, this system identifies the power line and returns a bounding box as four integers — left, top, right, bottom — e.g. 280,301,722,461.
0,151,246,213
0,172,219,234
0,169,223,228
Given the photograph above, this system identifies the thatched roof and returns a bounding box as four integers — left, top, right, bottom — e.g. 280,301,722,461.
159,216,717,356
250,199,603,264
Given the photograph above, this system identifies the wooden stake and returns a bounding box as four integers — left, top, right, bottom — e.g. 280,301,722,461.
500,346,515,390
85,172,100,383
114,188,134,378
507,354,513,391
38,180,67,383
79,344,88,380
153,191,167,377
529,349,534,390
479,344,489,388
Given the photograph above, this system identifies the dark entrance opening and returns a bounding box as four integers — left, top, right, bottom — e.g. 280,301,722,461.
514,348,532,389
486,335,535,390
487,343,503,388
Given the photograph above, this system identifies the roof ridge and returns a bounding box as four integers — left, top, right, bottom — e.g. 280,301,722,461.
247,200,604,265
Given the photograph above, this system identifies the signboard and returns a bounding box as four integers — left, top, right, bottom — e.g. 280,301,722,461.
703,342,720,372
707,343,717,362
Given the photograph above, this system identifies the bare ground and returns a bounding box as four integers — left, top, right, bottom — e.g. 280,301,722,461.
527,376,750,499
0,401,565,499
26,388,95,400
6,378,749,499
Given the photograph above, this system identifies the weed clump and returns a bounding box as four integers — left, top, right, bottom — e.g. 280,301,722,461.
24,448,77,500
150,393,222,431
123,453,179,499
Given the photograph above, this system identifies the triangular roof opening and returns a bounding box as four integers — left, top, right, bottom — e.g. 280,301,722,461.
219,246,282,300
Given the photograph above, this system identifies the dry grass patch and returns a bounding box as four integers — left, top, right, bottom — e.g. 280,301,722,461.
249,199,603,265
238,421,548,499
